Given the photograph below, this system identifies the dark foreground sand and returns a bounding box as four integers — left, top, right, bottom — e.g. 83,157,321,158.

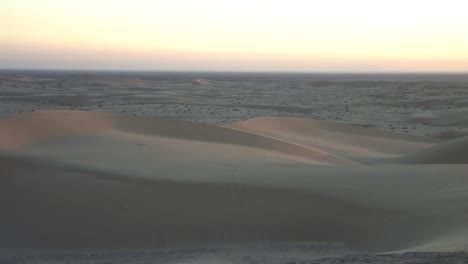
2,248,468,264
0,72,467,263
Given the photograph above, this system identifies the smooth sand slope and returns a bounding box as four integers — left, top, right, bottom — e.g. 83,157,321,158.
226,117,438,161
1,110,468,253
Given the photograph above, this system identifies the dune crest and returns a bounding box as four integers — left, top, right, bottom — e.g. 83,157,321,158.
394,136,468,164
0,111,356,165
226,117,436,161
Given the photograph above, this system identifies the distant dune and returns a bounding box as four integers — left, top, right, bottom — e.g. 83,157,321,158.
1,110,467,254
0,74,39,83
57,73,146,88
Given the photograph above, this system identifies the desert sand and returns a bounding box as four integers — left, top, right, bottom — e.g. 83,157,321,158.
1,72,468,263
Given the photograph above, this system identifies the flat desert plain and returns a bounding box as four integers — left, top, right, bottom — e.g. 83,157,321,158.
1,72,468,263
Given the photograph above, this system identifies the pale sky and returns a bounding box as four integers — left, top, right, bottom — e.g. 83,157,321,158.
1,0,468,71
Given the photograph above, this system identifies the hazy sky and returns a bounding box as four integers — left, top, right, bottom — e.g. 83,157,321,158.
1,0,468,71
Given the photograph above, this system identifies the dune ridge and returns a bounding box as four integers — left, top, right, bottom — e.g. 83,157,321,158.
1,110,468,254
226,117,437,161
391,136,468,164
0,111,355,165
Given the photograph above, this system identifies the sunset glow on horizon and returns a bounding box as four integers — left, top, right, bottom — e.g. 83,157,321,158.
2,0,468,72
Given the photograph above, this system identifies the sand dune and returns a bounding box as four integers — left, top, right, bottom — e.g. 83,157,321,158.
409,110,468,127
432,128,468,139
57,73,146,88
394,136,468,164
1,110,468,255
0,74,39,83
0,111,353,165
226,117,437,162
